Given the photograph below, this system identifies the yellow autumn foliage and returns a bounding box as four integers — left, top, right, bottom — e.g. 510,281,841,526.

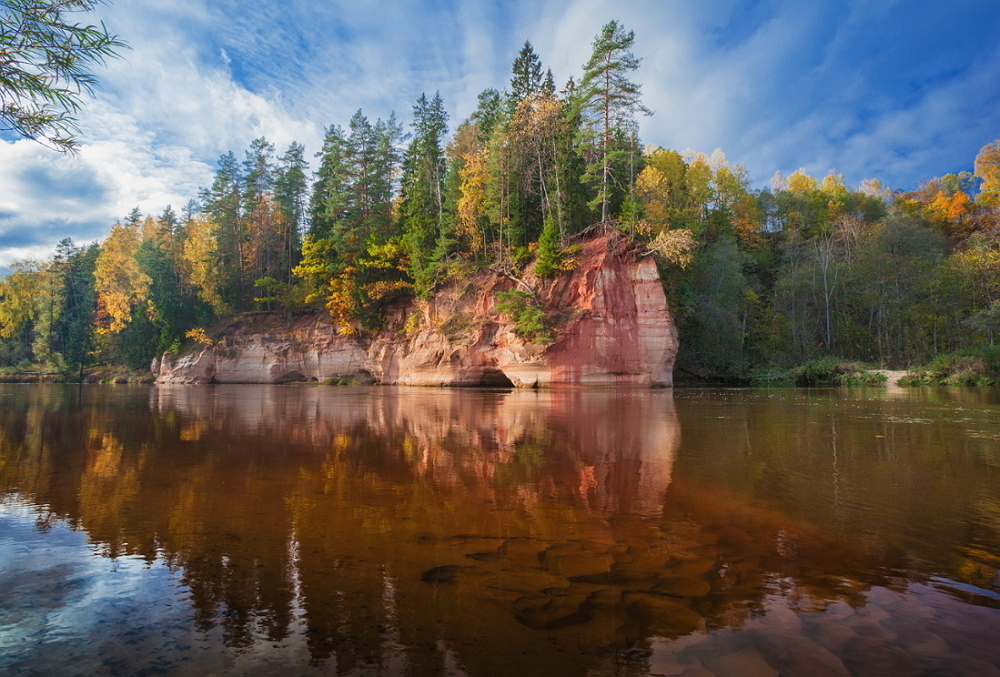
93,221,151,334
457,150,488,251
184,327,214,346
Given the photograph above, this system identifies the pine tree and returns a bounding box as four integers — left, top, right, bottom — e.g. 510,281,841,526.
200,151,243,305
159,205,179,238
243,137,276,202
51,239,98,378
274,142,308,280
510,41,543,102
309,125,351,238
293,112,405,326
556,76,593,234
370,113,403,242
338,110,381,259
577,20,651,222
241,137,282,291
182,199,198,224
400,92,449,294
125,206,142,226
472,88,505,142
542,69,556,95
535,214,561,277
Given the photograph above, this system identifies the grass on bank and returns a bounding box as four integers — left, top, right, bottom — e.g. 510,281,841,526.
750,358,888,387
0,365,155,384
899,346,1000,386
748,346,1000,387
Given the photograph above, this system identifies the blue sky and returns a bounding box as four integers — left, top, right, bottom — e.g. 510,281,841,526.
2,0,1000,271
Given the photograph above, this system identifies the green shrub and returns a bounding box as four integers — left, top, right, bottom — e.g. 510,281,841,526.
534,215,561,278
752,358,887,387
837,370,888,386
793,357,845,386
495,289,552,344
903,347,1000,386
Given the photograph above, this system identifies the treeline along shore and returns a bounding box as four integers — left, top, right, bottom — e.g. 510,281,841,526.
2,20,1000,386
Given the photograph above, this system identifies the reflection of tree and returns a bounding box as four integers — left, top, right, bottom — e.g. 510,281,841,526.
78,431,147,558
1,385,998,673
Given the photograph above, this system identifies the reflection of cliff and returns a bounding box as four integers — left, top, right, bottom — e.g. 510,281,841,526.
151,386,678,516
2,385,994,675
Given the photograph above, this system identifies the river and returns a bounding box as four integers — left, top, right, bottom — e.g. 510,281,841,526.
1,384,998,676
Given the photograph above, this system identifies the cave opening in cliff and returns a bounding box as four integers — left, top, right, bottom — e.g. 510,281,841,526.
479,367,515,388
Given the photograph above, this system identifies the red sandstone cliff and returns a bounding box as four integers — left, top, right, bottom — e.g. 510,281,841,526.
156,229,678,387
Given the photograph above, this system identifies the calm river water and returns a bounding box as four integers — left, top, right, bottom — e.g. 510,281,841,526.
1,384,999,676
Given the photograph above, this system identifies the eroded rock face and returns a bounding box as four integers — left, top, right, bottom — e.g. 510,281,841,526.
156,230,679,387
157,314,368,385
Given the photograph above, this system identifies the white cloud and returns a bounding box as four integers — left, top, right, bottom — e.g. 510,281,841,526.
3,0,1000,269
0,0,326,266
543,0,1000,189
0,119,212,267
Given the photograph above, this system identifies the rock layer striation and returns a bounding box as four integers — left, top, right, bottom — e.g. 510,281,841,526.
156,230,678,387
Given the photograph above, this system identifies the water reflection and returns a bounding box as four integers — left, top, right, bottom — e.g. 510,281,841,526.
1,385,999,676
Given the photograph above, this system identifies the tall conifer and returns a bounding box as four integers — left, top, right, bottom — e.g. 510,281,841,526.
510,41,543,102
577,20,651,221
400,92,449,294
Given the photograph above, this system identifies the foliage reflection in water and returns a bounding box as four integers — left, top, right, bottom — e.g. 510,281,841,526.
0,384,998,676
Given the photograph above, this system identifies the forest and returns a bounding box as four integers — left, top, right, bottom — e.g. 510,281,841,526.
2,20,999,384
